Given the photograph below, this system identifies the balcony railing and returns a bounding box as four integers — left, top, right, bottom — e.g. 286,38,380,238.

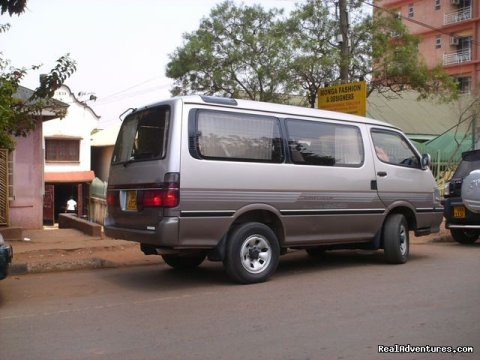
443,49,471,66
444,6,472,25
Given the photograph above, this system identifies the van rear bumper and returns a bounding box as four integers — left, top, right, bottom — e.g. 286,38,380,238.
104,216,179,246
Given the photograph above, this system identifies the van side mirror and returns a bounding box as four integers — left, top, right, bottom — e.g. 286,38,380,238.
421,153,431,170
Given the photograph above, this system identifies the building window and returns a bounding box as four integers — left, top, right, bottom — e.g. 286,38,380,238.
434,0,441,10
45,139,80,162
456,76,471,94
435,35,442,48
408,3,414,17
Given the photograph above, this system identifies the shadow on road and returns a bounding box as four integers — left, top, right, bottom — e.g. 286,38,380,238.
101,247,431,291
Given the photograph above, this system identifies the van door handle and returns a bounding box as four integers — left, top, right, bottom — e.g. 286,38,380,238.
377,171,387,177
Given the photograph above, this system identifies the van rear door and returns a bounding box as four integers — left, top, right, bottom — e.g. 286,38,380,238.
106,104,179,233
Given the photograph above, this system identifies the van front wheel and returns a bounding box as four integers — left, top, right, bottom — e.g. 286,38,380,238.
383,214,409,264
224,223,280,284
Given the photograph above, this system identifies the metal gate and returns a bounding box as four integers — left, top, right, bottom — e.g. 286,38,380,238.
0,149,8,225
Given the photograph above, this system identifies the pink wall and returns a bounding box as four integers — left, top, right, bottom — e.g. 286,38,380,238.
9,119,44,229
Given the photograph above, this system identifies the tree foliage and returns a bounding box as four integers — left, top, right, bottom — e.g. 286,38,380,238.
284,0,337,107
0,0,27,16
369,9,456,100
0,0,77,150
166,0,457,107
166,0,292,103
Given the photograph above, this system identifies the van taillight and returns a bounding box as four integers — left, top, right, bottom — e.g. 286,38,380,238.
143,190,163,207
107,191,119,206
143,173,179,208
143,185,179,208
163,183,179,208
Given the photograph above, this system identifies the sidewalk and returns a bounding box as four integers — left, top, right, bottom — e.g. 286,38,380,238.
7,223,453,276
9,225,162,275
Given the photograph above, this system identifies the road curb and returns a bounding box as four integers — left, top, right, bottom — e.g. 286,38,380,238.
9,257,160,275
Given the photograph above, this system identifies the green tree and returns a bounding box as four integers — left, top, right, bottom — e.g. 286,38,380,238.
287,0,457,107
166,0,292,103
0,0,77,150
368,9,456,100
166,0,457,107
284,0,338,107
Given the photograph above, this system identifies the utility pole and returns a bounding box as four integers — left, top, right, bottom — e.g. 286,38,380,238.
338,0,350,82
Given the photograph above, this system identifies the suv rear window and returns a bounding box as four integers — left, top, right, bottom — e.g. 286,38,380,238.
112,106,170,164
452,150,480,179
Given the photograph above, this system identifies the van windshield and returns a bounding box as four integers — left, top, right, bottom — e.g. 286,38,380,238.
111,106,170,164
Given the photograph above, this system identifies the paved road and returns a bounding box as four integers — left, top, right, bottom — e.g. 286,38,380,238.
1,241,479,360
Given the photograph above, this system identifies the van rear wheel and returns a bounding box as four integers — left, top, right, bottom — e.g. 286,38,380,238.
162,253,206,269
383,214,409,264
224,222,280,284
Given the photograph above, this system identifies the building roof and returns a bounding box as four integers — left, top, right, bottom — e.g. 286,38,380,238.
44,171,95,183
90,92,469,147
15,85,69,120
367,90,463,139
56,85,101,119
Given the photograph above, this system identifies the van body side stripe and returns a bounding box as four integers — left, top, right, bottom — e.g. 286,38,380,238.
280,209,385,216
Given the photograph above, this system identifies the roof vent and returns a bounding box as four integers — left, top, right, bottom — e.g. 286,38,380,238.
200,96,238,106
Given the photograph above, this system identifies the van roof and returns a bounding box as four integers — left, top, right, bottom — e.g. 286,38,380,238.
141,95,400,130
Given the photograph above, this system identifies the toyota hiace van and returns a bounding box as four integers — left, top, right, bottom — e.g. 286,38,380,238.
105,96,443,283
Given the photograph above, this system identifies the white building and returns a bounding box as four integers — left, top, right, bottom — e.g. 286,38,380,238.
42,85,100,223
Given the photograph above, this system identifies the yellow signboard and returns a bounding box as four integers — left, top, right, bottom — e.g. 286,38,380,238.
317,81,366,116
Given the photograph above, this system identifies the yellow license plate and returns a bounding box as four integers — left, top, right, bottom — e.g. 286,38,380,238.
126,191,137,211
453,206,466,218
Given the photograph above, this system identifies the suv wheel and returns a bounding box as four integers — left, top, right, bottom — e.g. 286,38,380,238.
450,229,480,244
383,214,409,264
224,222,280,284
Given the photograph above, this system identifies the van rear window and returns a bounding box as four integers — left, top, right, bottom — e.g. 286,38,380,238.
193,110,284,163
111,106,170,164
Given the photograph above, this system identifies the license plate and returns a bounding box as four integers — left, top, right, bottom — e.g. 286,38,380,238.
126,190,137,211
453,206,465,218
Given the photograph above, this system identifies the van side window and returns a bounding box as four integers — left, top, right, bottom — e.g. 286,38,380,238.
194,111,284,163
286,119,364,167
371,129,420,168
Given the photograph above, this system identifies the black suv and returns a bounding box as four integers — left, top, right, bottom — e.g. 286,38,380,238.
443,149,480,244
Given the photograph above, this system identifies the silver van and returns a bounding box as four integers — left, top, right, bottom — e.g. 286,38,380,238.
105,96,443,283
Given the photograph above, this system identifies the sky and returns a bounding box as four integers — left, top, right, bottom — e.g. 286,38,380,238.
1,0,298,128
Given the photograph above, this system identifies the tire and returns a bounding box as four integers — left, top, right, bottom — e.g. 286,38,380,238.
450,229,480,244
383,214,409,264
162,253,206,269
223,222,280,284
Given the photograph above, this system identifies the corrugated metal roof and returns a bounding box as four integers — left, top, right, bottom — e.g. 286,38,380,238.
367,90,462,137
90,92,468,147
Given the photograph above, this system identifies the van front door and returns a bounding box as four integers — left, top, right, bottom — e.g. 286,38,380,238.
370,128,437,213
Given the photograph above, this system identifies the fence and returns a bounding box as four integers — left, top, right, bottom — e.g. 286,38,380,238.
89,177,107,225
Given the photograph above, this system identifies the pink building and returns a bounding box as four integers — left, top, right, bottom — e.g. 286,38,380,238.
0,86,68,234
378,0,479,94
